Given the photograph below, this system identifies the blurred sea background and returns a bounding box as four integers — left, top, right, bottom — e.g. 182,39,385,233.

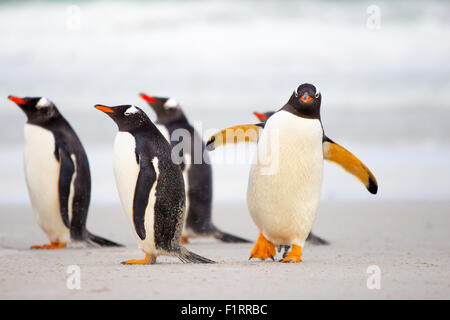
0,0,449,206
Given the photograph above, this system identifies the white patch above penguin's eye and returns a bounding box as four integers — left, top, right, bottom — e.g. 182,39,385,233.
163,98,178,109
124,106,139,116
314,87,320,98
36,97,51,109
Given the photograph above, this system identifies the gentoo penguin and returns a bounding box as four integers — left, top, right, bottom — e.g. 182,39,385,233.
95,104,215,264
8,95,122,249
254,111,329,246
206,84,378,262
139,93,249,244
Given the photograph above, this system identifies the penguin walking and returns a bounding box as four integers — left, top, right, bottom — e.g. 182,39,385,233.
8,95,122,249
254,111,328,246
95,104,215,264
139,93,249,244
206,84,377,262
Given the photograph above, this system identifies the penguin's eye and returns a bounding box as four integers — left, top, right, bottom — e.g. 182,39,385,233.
315,92,320,98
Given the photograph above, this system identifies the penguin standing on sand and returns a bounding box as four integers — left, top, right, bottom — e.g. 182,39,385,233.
254,111,328,246
95,104,214,264
139,93,249,243
207,84,377,262
8,95,122,248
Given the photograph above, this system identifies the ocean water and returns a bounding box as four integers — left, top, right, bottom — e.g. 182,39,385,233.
0,0,449,205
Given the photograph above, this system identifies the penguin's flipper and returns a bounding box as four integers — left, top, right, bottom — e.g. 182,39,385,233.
57,148,75,228
323,136,378,194
57,147,123,246
133,155,157,240
206,123,264,151
177,247,216,264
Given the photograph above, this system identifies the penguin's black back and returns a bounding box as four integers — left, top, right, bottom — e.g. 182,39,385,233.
160,119,214,234
131,125,186,251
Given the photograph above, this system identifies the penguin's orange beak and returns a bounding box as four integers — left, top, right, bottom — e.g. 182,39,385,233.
8,96,26,105
94,105,115,113
253,112,267,121
140,93,157,103
300,94,313,103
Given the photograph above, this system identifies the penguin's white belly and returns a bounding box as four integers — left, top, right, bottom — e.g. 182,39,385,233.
247,111,324,246
113,132,157,254
23,124,70,243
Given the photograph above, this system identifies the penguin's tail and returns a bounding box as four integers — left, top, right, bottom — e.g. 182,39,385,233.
306,232,330,246
87,232,124,247
176,247,216,264
212,229,251,243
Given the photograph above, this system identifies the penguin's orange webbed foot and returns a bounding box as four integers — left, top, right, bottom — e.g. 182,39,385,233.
280,245,303,263
122,253,156,265
180,236,189,244
31,242,66,250
249,233,276,261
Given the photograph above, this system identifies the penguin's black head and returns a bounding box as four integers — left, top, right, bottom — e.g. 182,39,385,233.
253,111,275,123
139,93,186,124
94,104,151,132
8,95,60,124
287,83,321,119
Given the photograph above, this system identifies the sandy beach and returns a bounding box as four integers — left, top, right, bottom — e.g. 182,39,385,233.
0,200,448,300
